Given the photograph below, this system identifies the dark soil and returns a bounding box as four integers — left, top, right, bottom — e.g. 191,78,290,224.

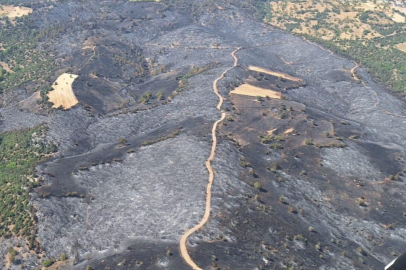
0,1,405,270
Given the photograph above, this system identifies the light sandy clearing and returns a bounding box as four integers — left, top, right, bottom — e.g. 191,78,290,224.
47,73,79,109
82,37,96,50
230,84,282,99
248,66,302,82
336,11,358,20
391,4,406,22
284,128,294,134
395,42,406,53
0,5,32,18
0,61,11,72
357,2,378,11
268,128,277,135
393,5,406,14
391,12,405,23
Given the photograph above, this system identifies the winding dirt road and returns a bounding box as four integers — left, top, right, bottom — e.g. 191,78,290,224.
179,42,406,269
179,48,240,270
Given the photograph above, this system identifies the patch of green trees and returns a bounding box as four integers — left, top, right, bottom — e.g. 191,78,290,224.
0,14,55,94
0,126,56,241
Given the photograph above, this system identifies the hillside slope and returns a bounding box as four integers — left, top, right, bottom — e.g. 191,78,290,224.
0,1,405,269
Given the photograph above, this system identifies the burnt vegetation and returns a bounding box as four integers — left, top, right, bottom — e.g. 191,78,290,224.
0,0,405,269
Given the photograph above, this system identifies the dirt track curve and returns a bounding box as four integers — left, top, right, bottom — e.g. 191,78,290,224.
179,48,241,270
351,63,406,119
179,41,406,269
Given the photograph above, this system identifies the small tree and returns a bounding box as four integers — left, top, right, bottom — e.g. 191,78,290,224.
248,168,257,177
42,259,55,267
7,247,16,263
140,92,152,104
156,91,164,100
357,247,365,256
60,253,67,261
118,138,127,144
305,139,313,145
254,181,262,190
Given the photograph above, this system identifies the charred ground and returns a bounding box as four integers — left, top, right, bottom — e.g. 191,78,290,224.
0,0,405,270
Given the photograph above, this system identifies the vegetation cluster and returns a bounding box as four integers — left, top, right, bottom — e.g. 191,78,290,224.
257,0,406,92
0,125,56,243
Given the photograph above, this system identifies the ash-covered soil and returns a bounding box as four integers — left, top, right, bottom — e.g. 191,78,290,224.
0,0,405,269
35,135,210,259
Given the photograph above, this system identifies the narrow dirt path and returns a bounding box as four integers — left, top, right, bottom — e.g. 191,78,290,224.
179,48,240,270
306,38,406,120
350,62,360,79
79,45,96,72
351,62,406,119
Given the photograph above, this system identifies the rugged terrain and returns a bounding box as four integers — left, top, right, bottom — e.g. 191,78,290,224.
0,0,405,269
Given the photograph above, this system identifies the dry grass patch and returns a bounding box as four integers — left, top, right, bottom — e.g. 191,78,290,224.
336,11,358,20
0,5,32,19
82,37,97,50
356,2,405,23
356,2,379,11
391,12,405,23
395,42,406,53
284,128,294,134
366,13,393,25
268,128,277,135
0,61,11,72
338,24,379,40
47,73,79,109
388,4,406,22
248,66,302,82
46,260,71,270
294,24,335,40
269,0,386,40
393,5,406,15
230,84,282,99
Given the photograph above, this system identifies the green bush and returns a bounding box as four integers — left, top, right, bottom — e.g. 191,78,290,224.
42,259,55,267
254,181,262,190
156,91,164,100
59,253,67,261
7,247,16,262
